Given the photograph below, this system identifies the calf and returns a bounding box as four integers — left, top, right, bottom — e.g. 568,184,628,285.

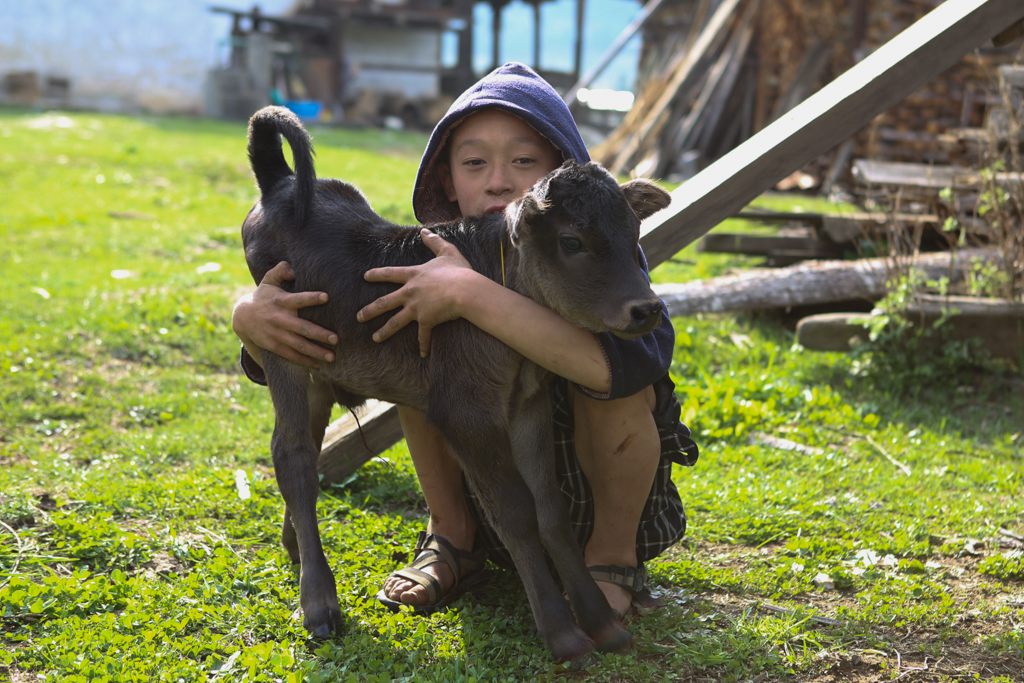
241,106,670,663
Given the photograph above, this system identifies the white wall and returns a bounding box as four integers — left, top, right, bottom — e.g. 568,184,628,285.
0,0,295,114
343,25,441,100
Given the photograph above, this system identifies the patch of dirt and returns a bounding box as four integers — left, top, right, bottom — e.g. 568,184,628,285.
652,541,1024,680
805,644,1023,682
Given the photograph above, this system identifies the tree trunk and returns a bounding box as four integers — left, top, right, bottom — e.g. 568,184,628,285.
652,248,998,317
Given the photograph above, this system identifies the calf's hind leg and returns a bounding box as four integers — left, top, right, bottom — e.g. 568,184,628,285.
280,380,335,566
265,356,340,637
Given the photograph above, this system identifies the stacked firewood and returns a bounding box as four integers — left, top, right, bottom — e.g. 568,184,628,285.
597,0,1022,180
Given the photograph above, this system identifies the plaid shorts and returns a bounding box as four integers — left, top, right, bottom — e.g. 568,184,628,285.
465,375,698,569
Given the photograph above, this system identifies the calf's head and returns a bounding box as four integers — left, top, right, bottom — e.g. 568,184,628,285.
506,161,671,339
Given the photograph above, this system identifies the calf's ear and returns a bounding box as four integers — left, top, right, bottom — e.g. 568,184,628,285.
620,179,671,220
507,193,545,244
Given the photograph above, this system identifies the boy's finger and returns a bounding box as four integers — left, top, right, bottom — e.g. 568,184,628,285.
371,310,409,342
356,293,399,322
285,333,335,363
285,291,329,310
268,338,321,367
418,327,432,358
288,317,339,346
263,261,295,285
364,266,412,283
420,228,448,256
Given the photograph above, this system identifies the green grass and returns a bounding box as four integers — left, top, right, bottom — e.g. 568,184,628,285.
2,108,1023,682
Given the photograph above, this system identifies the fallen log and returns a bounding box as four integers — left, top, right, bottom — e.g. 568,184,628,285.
796,295,1024,361
651,248,998,317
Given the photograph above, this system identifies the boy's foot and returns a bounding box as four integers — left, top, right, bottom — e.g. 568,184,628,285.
378,531,487,614
588,565,665,621
593,577,635,620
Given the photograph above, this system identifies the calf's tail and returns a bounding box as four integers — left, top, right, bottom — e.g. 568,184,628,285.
247,106,316,228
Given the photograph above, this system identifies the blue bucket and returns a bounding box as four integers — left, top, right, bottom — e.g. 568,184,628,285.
284,100,322,121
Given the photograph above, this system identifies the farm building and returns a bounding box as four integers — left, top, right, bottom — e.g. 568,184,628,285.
0,0,628,126
0,0,297,115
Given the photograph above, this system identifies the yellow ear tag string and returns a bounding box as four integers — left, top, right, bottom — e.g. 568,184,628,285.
500,239,506,288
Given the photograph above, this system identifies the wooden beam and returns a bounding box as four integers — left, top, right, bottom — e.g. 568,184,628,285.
317,400,404,485
852,158,1024,190
638,0,1024,268
698,233,845,259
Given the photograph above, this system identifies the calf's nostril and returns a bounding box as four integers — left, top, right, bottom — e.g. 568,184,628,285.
630,302,661,326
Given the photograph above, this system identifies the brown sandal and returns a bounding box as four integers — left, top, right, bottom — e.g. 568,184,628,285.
376,531,488,616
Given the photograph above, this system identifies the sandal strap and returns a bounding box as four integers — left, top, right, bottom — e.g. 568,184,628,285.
588,564,647,594
410,531,462,583
391,566,443,604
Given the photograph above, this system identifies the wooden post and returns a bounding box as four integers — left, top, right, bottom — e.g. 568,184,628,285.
564,0,669,107
532,0,542,70
491,0,504,71
573,0,586,85
313,0,1024,486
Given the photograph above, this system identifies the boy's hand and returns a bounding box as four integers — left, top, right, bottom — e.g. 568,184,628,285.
232,261,339,367
358,228,476,357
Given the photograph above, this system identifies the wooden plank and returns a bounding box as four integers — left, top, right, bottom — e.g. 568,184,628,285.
698,233,845,259
317,399,404,485
797,298,1024,361
735,209,940,227
638,0,1024,268
852,158,1024,189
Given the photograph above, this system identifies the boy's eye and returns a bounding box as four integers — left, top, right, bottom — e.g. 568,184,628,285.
513,157,535,165
463,158,485,167
559,235,583,253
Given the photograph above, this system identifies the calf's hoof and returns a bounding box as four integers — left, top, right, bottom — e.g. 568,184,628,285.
593,621,632,655
547,627,596,666
303,605,342,639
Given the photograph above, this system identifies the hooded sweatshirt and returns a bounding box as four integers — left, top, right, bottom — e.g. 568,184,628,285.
414,62,674,401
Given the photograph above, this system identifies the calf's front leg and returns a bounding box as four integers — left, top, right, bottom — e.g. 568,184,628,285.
429,396,594,663
509,389,631,654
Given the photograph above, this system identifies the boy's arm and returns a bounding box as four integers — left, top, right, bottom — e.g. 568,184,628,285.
358,228,612,393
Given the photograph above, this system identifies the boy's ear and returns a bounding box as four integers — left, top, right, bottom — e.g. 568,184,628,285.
620,179,671,220
437,162,458,203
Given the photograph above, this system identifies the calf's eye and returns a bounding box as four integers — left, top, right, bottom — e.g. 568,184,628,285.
559,236,583,253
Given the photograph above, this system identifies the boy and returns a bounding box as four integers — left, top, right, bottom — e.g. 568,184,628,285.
232,63,697,620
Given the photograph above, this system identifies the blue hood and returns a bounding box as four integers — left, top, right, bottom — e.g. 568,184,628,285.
413,62,590,223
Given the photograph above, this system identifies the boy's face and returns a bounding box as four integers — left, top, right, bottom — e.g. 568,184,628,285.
437,108,563,218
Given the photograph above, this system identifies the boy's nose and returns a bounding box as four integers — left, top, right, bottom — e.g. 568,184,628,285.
485,168,514,196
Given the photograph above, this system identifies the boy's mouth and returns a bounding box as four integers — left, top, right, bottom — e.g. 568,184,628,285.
485,204,506,214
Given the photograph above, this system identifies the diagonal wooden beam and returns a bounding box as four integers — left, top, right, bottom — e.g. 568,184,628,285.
317,0,1024,484
638,0,1024,267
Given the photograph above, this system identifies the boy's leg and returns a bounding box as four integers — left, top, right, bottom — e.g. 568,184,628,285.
570,387,661,616
382,405,477,605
